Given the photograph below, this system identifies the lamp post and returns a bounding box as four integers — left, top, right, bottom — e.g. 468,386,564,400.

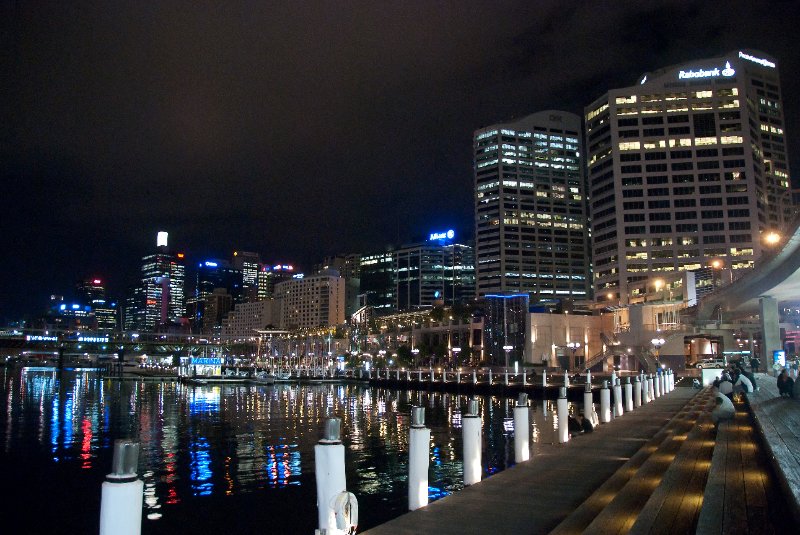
567,341,581,371
651,337,665,366
411,348,419,369
502,345,513,370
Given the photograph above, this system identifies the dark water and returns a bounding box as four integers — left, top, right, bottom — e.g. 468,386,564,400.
0,367,572,534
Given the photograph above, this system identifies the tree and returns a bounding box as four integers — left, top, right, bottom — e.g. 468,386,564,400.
396,345,412,367
430,307,445,323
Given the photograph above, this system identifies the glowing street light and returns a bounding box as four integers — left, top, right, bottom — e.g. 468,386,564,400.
411,348,420,368
764,231,781,246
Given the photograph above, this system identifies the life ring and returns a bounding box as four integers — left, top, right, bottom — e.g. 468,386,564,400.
331,491,358,533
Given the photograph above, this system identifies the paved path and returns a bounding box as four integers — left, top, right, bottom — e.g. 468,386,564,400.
364,386,699,535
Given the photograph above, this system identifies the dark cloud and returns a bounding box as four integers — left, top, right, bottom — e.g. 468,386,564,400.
2,1,799,321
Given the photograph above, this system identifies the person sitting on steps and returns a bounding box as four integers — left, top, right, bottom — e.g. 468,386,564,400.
711,392,735,432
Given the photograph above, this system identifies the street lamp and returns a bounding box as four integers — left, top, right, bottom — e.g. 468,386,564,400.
566,341,581,371
651,337,665,364
502,345,513,369
411,348,419,369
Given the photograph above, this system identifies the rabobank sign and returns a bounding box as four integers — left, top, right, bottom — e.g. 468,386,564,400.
678,61,735,80
429,229,455,241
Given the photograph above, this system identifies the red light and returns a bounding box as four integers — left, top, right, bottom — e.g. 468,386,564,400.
93,279,101,284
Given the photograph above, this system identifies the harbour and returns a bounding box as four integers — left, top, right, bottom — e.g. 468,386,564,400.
0,365,577,534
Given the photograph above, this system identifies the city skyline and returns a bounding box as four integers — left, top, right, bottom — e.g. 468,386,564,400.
4,2,800,321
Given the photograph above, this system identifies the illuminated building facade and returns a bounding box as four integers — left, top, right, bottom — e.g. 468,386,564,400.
76,278,117,331
586,49,792,305
482,293,529,366
222,299,283,338
257,264,296,300
359,252,395,311
395,235,475,311
139,232,186,330
232,250,261,301
473,111,590,304
276,271,345,330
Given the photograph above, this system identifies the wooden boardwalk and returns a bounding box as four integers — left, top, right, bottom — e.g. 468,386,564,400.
364,385,702,535
363,378,795,535
740,373,800,525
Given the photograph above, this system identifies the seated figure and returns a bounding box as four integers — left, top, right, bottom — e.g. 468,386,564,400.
711,392,735,429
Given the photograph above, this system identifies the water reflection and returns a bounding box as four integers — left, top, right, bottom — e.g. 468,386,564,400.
1,368,575,533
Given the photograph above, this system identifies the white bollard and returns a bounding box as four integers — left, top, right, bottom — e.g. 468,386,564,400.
614,379,623,417
634,376,642,407
600,380,611,423
564,371,570,390
472,370,477,385
586,370,592,386
610,370,617,391
670,369,675,391
314,418,348,534
488,369,492,385
456,371,461,385
406,369,411,381
647,374,655,402
522,369,526,385
583,383,594,423
463,399,482,485
408,407,430,511
397,369,400,381
99,440,143,535
542,369,547,387
557,387,570,443
514,393,530,462
430,368,434,383
542,399,549,419
504,370,509,386
654,372,661,398
624,377,633,412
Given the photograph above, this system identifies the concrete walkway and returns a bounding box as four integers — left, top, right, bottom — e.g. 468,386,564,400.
364,386,700,535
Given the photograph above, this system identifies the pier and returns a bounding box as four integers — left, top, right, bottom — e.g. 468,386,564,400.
364,377,796,534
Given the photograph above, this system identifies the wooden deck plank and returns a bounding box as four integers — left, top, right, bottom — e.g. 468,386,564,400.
364,387,700,535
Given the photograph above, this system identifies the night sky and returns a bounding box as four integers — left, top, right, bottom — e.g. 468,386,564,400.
3,1,800,322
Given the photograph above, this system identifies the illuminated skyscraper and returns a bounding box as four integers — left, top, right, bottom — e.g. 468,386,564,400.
232,250,261,301
138,232,185,330
585,49,792,305
473,111,590,303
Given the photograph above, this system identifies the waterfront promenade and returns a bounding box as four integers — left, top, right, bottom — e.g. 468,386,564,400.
365,380,794,534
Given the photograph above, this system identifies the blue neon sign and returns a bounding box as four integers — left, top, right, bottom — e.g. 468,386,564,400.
429,229,455,241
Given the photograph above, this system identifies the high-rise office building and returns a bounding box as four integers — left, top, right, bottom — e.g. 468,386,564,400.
473,111,590,304
232,250,261,301
316,254,362,317
358,252,395,311
585,50,792,304
395,234,475,311
256,264,297,300
138,232,185,330
275,270,345,330
76,278,117,331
